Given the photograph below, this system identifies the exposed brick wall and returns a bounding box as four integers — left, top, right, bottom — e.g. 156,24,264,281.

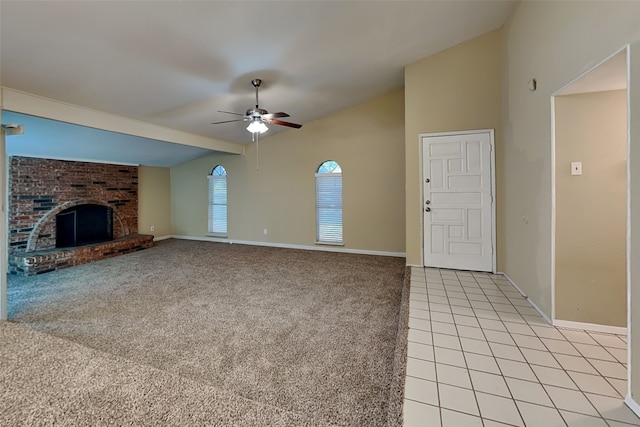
9,157,139,254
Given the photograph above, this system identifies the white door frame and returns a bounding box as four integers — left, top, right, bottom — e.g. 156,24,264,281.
550,45,631,400
0,114,7,321
550,45,630,330
419,129,496,273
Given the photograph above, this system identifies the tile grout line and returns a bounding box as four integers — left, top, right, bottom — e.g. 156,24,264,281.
454,270,497,427
432,267,443,427
468,271,530,427
414,272,627,400
405,268,638,427
486,274,571,427
488,272,627,425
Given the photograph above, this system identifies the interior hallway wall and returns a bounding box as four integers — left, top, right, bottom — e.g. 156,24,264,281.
555,90,627,327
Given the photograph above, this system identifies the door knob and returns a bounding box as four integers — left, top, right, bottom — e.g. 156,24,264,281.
425,207,431,212
425,200,431,205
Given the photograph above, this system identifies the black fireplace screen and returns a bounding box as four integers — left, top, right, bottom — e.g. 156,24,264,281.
56,204,113,248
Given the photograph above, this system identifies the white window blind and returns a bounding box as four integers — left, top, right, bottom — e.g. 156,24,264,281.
208,166,227,235
315,164,342,244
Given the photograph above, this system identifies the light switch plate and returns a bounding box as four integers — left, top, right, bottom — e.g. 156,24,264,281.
571,162,582,176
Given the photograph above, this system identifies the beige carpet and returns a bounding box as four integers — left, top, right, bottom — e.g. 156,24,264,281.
0,321,319,426
3,239,409,426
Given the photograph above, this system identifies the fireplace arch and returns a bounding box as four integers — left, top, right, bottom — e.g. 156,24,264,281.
27,199,129,252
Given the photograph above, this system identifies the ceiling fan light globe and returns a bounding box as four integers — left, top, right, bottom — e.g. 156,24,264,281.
247,120,268,134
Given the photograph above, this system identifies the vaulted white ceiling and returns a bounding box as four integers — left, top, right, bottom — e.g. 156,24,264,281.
1,1,516,166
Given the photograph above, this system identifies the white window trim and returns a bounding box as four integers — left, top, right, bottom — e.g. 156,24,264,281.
208,171,228,236
207,232,228,238
315,168,343,245
315,240,345,247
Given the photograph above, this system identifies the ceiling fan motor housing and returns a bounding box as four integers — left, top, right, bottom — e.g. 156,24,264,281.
247,108,269,118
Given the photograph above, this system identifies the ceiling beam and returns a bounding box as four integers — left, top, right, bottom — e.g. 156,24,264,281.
1,87,243,155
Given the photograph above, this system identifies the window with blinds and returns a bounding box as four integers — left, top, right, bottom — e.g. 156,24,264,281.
315,160,343,244
208,165,227,235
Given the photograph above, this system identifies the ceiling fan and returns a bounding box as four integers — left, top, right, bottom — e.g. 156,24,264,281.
212,79,302,138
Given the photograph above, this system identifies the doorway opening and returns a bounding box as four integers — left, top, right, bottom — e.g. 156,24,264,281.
551,47,629,333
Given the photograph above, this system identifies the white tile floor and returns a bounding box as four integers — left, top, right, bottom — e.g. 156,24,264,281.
403,267,640,427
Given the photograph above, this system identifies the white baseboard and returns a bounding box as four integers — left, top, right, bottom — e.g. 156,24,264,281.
153,235,172,242
498,272,627,335
553,319,627,336
406,263,423,268
498,272,553,326
497,271,527,297
170,235,406,258
625,395,640,417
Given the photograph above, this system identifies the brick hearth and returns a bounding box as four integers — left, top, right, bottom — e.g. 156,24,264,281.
8,157,154,275
9,234,154,276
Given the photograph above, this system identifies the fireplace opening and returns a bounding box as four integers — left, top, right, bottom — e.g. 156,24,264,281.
56,204,114,248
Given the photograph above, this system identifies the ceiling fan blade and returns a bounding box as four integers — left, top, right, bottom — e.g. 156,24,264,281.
217,110,245,116
269,119,302,129
262,112,290,119
211,119,244,124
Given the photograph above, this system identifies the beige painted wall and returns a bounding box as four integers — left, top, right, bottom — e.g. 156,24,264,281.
503,2,640,315
404,29,503,267
502,0,639,318
501,1,640,401
138,165,172,238
555,90,627,327
171,89,406,253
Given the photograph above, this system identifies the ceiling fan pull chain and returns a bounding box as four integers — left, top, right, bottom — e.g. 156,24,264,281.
256,133,260,172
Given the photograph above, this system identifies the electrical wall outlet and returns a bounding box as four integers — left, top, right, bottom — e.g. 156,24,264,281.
264,228,268,235
150,225,155,232
571,162,582,176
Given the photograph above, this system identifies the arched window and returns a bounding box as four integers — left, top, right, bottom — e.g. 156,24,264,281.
208,165,227,235
315,160,342,244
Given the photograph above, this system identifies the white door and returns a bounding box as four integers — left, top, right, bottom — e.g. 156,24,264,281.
422,131,494,272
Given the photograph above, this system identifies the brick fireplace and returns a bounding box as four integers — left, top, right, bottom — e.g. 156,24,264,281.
8,157,154,275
